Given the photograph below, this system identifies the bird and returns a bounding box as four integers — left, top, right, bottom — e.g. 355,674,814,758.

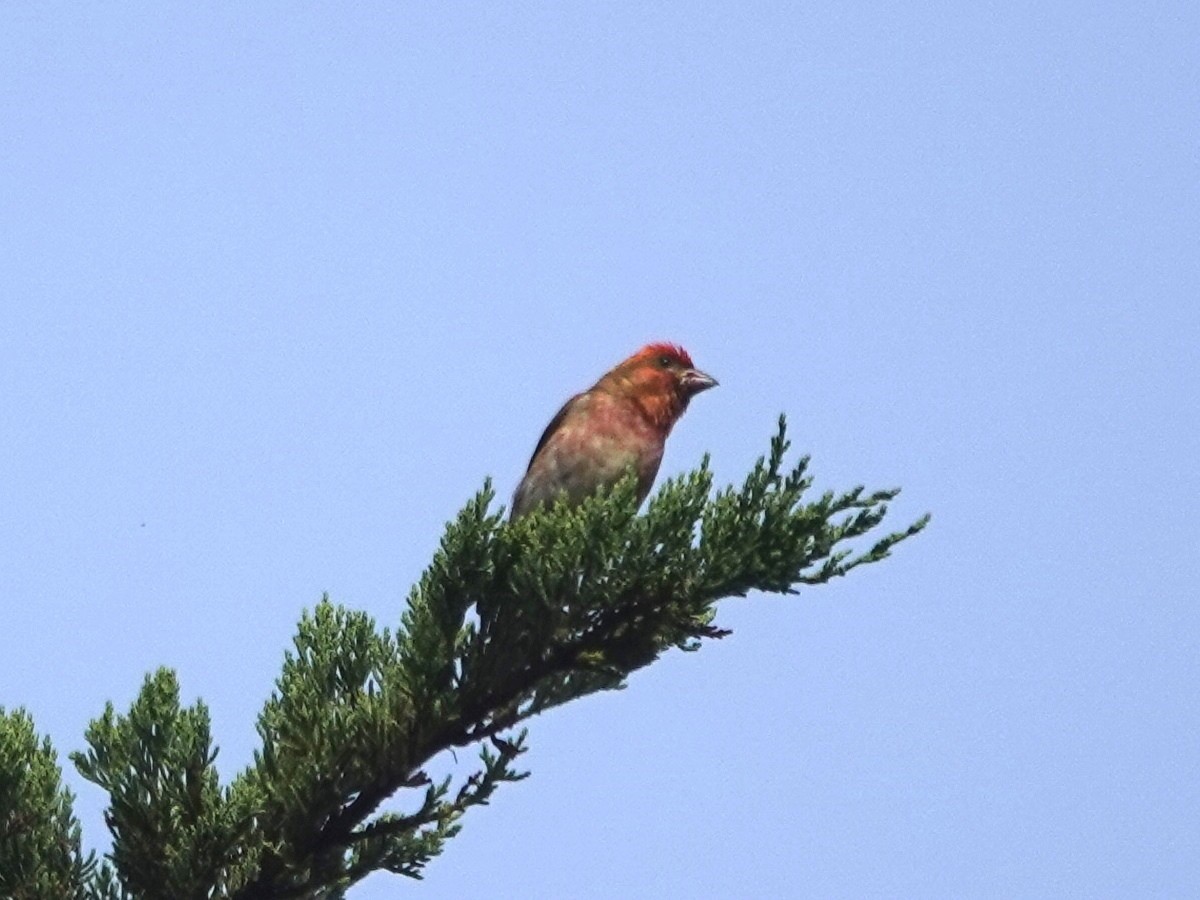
510,343,717,520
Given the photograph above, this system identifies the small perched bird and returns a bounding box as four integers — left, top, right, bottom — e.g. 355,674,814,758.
510,343,717,520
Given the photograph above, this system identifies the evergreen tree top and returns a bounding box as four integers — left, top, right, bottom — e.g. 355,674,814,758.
2,417,927,898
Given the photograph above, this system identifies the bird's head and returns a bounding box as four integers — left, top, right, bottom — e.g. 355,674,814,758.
600,342,718,429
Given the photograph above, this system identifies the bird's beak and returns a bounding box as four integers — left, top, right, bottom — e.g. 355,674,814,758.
681,367,718,395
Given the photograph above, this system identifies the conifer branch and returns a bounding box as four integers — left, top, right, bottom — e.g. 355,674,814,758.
3,416,927,897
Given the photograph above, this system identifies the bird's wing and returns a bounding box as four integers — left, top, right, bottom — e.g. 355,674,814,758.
522,391,586,472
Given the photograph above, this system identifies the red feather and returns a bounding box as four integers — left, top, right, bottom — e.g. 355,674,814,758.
510,342,715,519
629,342,694,368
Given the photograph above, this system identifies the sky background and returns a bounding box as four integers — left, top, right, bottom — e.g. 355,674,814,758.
2,2,1197,897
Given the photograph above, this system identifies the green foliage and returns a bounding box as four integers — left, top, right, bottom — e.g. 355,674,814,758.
1,417,927,896
71,669,252,898
0,707,93,899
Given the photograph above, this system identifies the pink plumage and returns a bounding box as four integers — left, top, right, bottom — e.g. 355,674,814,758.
510,344,717,520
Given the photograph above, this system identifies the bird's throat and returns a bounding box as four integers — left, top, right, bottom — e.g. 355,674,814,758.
634,390,684,435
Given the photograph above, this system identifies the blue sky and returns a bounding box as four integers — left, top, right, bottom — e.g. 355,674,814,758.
2,3,1197,897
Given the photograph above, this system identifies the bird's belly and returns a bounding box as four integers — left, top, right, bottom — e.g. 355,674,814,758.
559,426,662,502
512,400,666,517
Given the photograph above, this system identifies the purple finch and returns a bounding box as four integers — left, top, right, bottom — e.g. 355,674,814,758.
510,343,717,520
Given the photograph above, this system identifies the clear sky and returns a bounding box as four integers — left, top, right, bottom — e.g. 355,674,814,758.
2,3,1197,897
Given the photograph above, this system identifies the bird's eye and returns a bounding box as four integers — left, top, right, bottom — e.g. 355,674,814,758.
658,354,673,368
